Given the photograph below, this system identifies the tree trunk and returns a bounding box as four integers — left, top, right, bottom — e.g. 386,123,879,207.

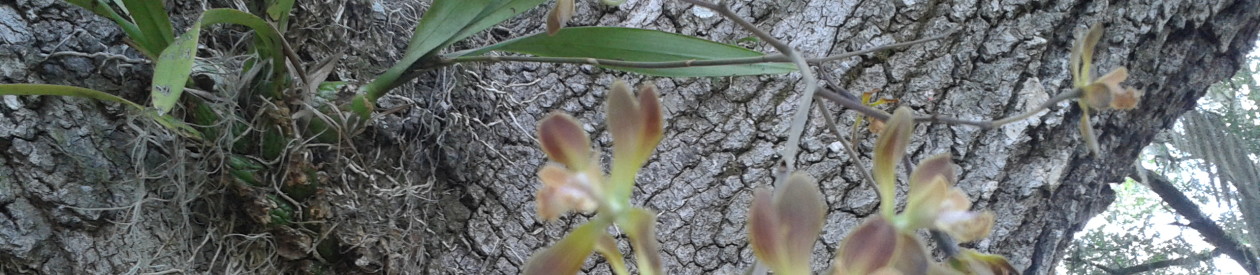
1,0,1257,274
1,1,201,273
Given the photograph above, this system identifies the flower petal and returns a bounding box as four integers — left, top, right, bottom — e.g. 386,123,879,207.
608,80,641,153
748,188,783,269
1083,67,1129,109
953,249,1019,275
833,216,898,275
935,210,995,243
523,219,607,275
637,83,664,157
909,153,956,192
623,208,663,275
1095,67,1129,85
874,107,914,217
939,189,973,212
1081,83,1114,110
1110,87,1143,110
539,112,592,169
607,80,665,192
773,172,826,272
608,80,665,164
903,177,950,229
868,119,886,134
1071,23,1104,87
593,233,629,274
1079,23,1104,78
1079,111,1102,157
889,231,932,275
546,0,575,36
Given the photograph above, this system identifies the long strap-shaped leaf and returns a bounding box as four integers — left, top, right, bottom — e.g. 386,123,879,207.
0,84,143,109
150,9,285,115
0,84,201,140
363,0,548,96
65,0,158,57
121,0,175,52
459,27,797,77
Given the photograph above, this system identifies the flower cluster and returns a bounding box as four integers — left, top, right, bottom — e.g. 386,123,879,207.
1071,23,1144,111
525,80,665,275
748,107,1015,275
1069,23,1145,156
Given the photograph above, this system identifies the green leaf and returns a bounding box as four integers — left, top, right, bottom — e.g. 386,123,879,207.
363,0,491,96
65,0,154,57
523,220,608,275
0,84,143,109
121,0,174,50
460,27,797,77
401,0,489,58
452,0,550,46
150,9,285,115
0,84,202,140
364,0,546,98
266,0,296,30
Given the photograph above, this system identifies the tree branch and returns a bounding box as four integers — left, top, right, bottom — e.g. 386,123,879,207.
1106,249,1222,275
1133,168,1260,274
815,85,1083,130
817,102,877,189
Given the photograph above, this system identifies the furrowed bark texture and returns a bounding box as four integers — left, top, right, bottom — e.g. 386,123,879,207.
1,0,1258,274
0,1,205,274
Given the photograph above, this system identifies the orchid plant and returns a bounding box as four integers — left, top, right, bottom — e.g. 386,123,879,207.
526,79,665,275
525,22,1142,275
1071,23,1145,156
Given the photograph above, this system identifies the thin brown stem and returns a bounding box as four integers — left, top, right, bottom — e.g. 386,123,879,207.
809,30,957,64
679,0,818,172
279,35,309,85
818,102,877,189
816,85,1084,130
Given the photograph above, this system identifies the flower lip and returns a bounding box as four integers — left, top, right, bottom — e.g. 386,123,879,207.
536,164,602,221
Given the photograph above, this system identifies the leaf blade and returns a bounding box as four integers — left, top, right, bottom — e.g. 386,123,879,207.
150,9,285,114
460,27,797,77
121,0,175,49
0,84,202,139
363,0,492,94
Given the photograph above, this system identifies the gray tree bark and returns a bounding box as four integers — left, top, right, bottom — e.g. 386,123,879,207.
1,0,1257,274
